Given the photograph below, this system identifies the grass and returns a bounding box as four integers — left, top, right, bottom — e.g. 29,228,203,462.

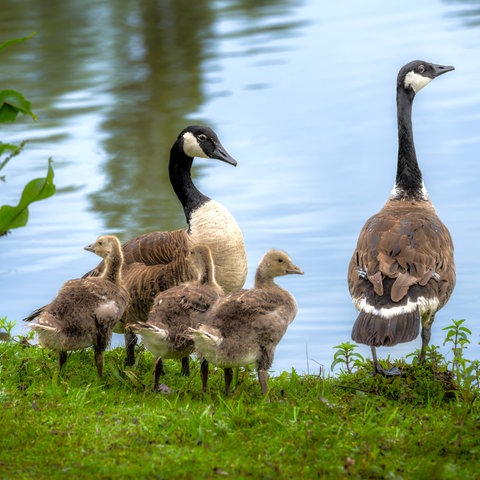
0,319,479,479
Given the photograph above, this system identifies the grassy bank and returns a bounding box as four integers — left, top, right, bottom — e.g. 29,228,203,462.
0,320,478,479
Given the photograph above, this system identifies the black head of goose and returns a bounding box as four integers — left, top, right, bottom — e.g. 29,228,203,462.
29,235,129,377
188,249,304,395
127,245,224,391
348,61,456,376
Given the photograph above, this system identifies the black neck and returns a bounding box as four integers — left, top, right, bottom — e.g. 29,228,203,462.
169,141,210,222
394,88,424,200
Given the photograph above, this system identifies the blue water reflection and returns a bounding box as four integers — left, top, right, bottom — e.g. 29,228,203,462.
1,0,479,375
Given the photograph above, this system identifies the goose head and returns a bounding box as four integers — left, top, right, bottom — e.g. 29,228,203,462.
398,60,454,96
179,125,237,166
256,249,304,284
84,235,122,261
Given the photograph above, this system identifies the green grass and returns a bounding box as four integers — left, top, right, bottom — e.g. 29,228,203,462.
0,324,479,479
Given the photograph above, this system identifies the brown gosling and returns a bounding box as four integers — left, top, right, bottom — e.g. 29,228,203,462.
28,235,128,377
127,245,224,391
188,249,303,395
348,61,456,376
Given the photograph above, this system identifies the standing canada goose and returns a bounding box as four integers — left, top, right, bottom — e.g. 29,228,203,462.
25,126,248,366
28,236,129,377
189,249,303,395
127,245,224,390
348,61,456,375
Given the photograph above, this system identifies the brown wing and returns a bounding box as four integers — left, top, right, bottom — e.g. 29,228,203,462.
348,202,455,307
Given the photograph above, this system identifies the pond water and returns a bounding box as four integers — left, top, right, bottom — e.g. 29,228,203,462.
1,0,479,375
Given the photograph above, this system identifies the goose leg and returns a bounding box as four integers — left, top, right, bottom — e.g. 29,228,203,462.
419,316,433,363
371,346,401,376
224,367,233,396
94,346,104,378
153,357,164,391
258,370,269,395
200,359,209,392
181,356,190,376
125,331,137,366
58,351,67,372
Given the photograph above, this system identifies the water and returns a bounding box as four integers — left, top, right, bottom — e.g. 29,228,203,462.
1,0,479,375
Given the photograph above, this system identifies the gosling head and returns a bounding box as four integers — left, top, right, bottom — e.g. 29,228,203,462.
84,235,122,260
256,249,304,281
179,125,237,166
398,60,454,95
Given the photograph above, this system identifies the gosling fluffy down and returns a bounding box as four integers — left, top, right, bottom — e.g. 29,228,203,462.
189,249,303,395
29,235,129,377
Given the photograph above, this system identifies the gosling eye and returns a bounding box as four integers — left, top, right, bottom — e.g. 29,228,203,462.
277,258,284,263
198,134,207,142
417,64,425,74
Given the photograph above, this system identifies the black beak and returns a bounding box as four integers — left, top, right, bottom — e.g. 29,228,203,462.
432,64,455,78
211,141,237,167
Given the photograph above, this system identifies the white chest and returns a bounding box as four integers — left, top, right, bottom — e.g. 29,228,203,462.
189,200,248,292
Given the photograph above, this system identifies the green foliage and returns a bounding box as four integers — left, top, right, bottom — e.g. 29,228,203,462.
0,158,55,234
0,89,36,122
0,316,34,343
0,32,55,236
331,341,365,374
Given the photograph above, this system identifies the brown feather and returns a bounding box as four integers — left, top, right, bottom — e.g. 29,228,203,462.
29,236,129,376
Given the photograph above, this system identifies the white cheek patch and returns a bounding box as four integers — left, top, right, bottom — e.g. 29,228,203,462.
182,131,208,158
404,71,433,93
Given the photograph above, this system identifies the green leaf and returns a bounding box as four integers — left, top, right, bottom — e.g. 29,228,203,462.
0,32,36,51
0,90,36,122
0,158,55,235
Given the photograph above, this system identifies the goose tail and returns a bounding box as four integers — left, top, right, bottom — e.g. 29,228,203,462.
351,307,420,347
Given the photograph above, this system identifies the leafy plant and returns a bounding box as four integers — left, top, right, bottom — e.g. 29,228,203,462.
0,32,55,236
331,341,365,374
0,316,34,344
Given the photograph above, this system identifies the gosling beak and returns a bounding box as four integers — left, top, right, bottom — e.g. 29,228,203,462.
287,264,304,275
84,243,95,253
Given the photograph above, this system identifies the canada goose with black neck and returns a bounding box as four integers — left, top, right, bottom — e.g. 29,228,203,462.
28,236,128,377
111,126,246,365
348,61,456,375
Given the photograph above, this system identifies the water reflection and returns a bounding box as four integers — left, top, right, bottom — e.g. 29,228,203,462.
92,0,307,238
1,0,480,375
444,0,480,27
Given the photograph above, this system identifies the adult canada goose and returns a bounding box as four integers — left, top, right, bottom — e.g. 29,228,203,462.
25,126,248,366
28,236,129,377
348,60,456,375
189,249,303,395
127,245,224,390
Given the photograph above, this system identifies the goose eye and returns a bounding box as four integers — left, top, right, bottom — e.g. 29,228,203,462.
418,64,425,74
278,258,284,263
198,134,207,142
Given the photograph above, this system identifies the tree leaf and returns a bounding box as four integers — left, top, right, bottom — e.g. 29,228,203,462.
0,158,55,235
0,90,36,122
0,32,36,51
